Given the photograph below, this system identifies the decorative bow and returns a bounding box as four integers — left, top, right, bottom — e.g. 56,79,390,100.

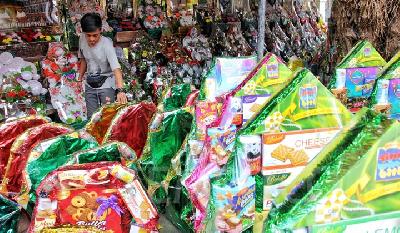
96,195,123,217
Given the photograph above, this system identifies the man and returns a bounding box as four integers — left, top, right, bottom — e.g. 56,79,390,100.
78,13,127,118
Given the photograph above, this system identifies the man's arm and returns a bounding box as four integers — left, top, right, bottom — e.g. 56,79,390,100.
78,58,86,81
113,68,127,104
113,68,124,89
105,40,127,104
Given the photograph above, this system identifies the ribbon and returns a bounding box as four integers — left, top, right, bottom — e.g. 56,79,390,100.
96,195,123,217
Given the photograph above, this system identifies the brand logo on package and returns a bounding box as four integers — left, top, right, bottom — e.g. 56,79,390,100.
232,184,255,212
349,70,365,85
376,142,400,181
299,85,317,109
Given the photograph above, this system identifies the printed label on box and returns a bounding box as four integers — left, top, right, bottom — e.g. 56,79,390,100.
262,128,340,210
262,128,340,175
267,60,279,79
263,168,303,210
345,67,380,98
376,142,400,182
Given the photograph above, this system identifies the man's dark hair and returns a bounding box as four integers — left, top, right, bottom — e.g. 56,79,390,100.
80,13,102,33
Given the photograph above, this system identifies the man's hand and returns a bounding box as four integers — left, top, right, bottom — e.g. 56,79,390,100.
117,92,128,104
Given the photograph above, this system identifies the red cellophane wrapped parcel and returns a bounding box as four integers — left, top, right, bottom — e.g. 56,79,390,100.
2,123,72,195
0,116,48,181
103,102,157,157
29,162,159,233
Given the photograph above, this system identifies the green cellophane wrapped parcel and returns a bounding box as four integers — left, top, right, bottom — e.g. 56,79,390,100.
0,194,20,233
139,108,193,205
328,41,387,112
370,51,400,120
202,68,352,232
242,68,351,212
265,115,396,232
330,41,386,73
73,141,137,166
138,107,194,232
22,132,99,213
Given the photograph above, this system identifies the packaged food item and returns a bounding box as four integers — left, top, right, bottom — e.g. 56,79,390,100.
212,177,256,233
239,135,262,175
370,52,400,120
329,41,387,112
208,126,237,166
214,56,257,97
195,101,220,140
29,162,158,233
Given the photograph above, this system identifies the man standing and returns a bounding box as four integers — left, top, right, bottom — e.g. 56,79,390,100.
78,13,127,118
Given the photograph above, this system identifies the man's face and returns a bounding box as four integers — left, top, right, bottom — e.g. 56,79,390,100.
84,29,101,47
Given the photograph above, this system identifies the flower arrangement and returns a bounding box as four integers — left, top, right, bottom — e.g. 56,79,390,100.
17,28,55,43
68,0,113,36
138,0,168,39
182,28,212,66
0,32,23,45
0,52,47,103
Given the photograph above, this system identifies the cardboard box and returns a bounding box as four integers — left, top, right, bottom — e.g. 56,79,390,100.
262,128,340,210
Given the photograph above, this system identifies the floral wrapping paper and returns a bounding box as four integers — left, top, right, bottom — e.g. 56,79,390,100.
42,43,87,124
47,74,87,124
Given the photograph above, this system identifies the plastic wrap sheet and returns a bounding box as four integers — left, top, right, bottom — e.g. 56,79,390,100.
184,90,200,107
29,162,159,233
370,52,400,120
85,103,127,144
0,194,20,233
103,102,157,157
0,116,48,181
2,123,72,195
163,84,192,112
266,114,394,232
21,132,99,211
